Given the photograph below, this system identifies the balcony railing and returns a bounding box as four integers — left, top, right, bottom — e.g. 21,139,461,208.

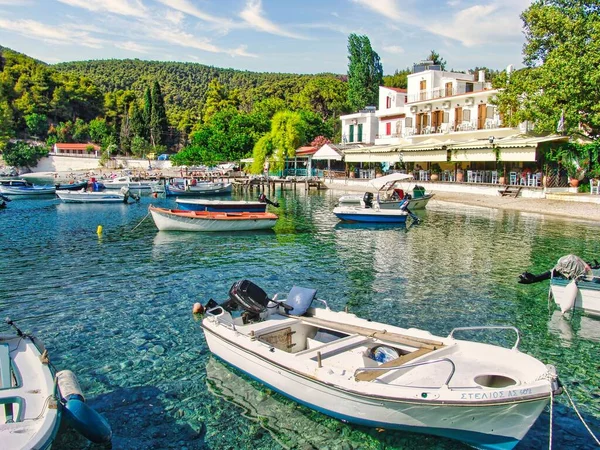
407,84,492,103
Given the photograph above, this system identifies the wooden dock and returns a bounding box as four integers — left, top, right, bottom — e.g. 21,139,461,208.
231,177,326,192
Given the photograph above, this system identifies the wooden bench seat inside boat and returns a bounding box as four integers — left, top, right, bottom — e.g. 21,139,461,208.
295,315,444,350
355,347,435,382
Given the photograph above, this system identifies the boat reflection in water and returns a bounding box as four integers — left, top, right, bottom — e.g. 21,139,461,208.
205,357,364,450
547,310,600,346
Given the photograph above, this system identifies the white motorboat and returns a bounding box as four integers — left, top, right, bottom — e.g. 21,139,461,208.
165,180,233,196
0,179,56,196
149,206,278,232
332,204,409,223
1,319,112,449
102,176,158,190
519,254,600,316
337,173,434,210
200,280,560,450
56,190,126,203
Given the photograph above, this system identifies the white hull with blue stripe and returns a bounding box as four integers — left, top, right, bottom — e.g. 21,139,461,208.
333,205,408,223
201,287,559,450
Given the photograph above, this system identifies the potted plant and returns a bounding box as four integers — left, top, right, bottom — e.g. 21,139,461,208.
497,167,505,185
430,163,441,181
566,163,582,187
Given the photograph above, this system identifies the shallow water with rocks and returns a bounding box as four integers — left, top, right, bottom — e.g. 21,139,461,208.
0,188,598,449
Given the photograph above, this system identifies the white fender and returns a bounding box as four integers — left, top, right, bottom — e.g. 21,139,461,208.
560,280,578,314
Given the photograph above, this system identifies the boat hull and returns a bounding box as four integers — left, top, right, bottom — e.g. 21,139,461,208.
0,335,60,450
165,183,233,197
550,279,600,316
0,185,56,195
333,206,408,223
175,198,267,213
149,207,277,232
337,194,433,210
203,326,546,450
56,191,125,203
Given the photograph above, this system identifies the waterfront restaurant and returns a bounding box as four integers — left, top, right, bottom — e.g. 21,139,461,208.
337,61,572,186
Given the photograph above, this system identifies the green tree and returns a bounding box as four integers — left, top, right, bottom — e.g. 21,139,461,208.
383,68,410,89
150,81,168,146
294,77,349,121
143,87,152,140
72,118,89,142
2,140,47,169
0,100,14,150
347,34,383,111
251,110,305,173
494,0,600,137
89,118,110,144
426,50,447,70
202,78,240,123
24,112,47,138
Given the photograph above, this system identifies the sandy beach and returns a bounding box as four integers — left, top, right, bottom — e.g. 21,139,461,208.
327,182,600,224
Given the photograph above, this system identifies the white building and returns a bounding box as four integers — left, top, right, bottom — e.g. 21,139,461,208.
375,87,407,145
340,107,378,145
340,62,566,177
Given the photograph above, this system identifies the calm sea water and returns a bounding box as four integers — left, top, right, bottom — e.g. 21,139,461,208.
0,189,599,450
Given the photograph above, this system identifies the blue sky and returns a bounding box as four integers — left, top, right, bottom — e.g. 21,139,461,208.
0,0,531,74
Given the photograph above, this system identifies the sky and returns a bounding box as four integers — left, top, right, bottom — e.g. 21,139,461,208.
0,0,531,74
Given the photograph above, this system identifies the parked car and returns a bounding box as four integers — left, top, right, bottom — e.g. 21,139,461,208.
158,154,170,161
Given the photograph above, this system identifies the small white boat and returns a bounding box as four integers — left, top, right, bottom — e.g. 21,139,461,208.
199,280,560,450
337,173,434,210
0,179,56,196
165,180,233,197
56,190,126,203
333,202,409,223
175,198,268,213
1,319,112,449
149,206,278,232
102,176,158,190
519,254,600,316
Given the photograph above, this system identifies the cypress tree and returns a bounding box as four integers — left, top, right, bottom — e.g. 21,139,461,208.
347,34,383,111
143,87,152,143
150,81,168,147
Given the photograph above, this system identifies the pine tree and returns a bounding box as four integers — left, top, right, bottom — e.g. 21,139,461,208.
150,81,168,147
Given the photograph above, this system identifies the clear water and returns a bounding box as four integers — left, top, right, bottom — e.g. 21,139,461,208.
0,190,599,450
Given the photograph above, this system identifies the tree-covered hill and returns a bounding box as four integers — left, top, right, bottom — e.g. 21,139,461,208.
53,59,328,122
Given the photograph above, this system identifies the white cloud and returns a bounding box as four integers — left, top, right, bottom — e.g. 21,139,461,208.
425,2,524,47
164,9,185,25
56,0,147,18
240,0,307,39
383,45,405,54
0,18,104,48
115,41,152,54
351,0,414,23
156,0,234,26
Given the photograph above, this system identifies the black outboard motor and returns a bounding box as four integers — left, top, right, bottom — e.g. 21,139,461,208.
363,192,374,208
258,193,280,207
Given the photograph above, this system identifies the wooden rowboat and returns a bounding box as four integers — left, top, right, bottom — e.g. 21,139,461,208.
149,206,277,232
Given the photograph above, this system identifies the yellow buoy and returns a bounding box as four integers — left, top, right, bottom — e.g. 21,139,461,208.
97,225,103,235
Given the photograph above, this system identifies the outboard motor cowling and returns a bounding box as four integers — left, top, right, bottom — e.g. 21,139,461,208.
363,192,374,208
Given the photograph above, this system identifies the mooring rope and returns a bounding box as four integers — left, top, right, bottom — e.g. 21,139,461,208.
562,384,600,446
549,388,554,450
130,211,151,232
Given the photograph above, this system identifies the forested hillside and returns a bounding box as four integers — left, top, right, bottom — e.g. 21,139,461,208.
54,59,330,125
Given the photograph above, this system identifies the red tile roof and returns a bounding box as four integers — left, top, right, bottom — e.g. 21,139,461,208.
295,146,318,156
55,143,100,150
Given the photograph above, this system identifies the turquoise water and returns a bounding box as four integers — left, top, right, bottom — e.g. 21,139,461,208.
0,190,599,449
